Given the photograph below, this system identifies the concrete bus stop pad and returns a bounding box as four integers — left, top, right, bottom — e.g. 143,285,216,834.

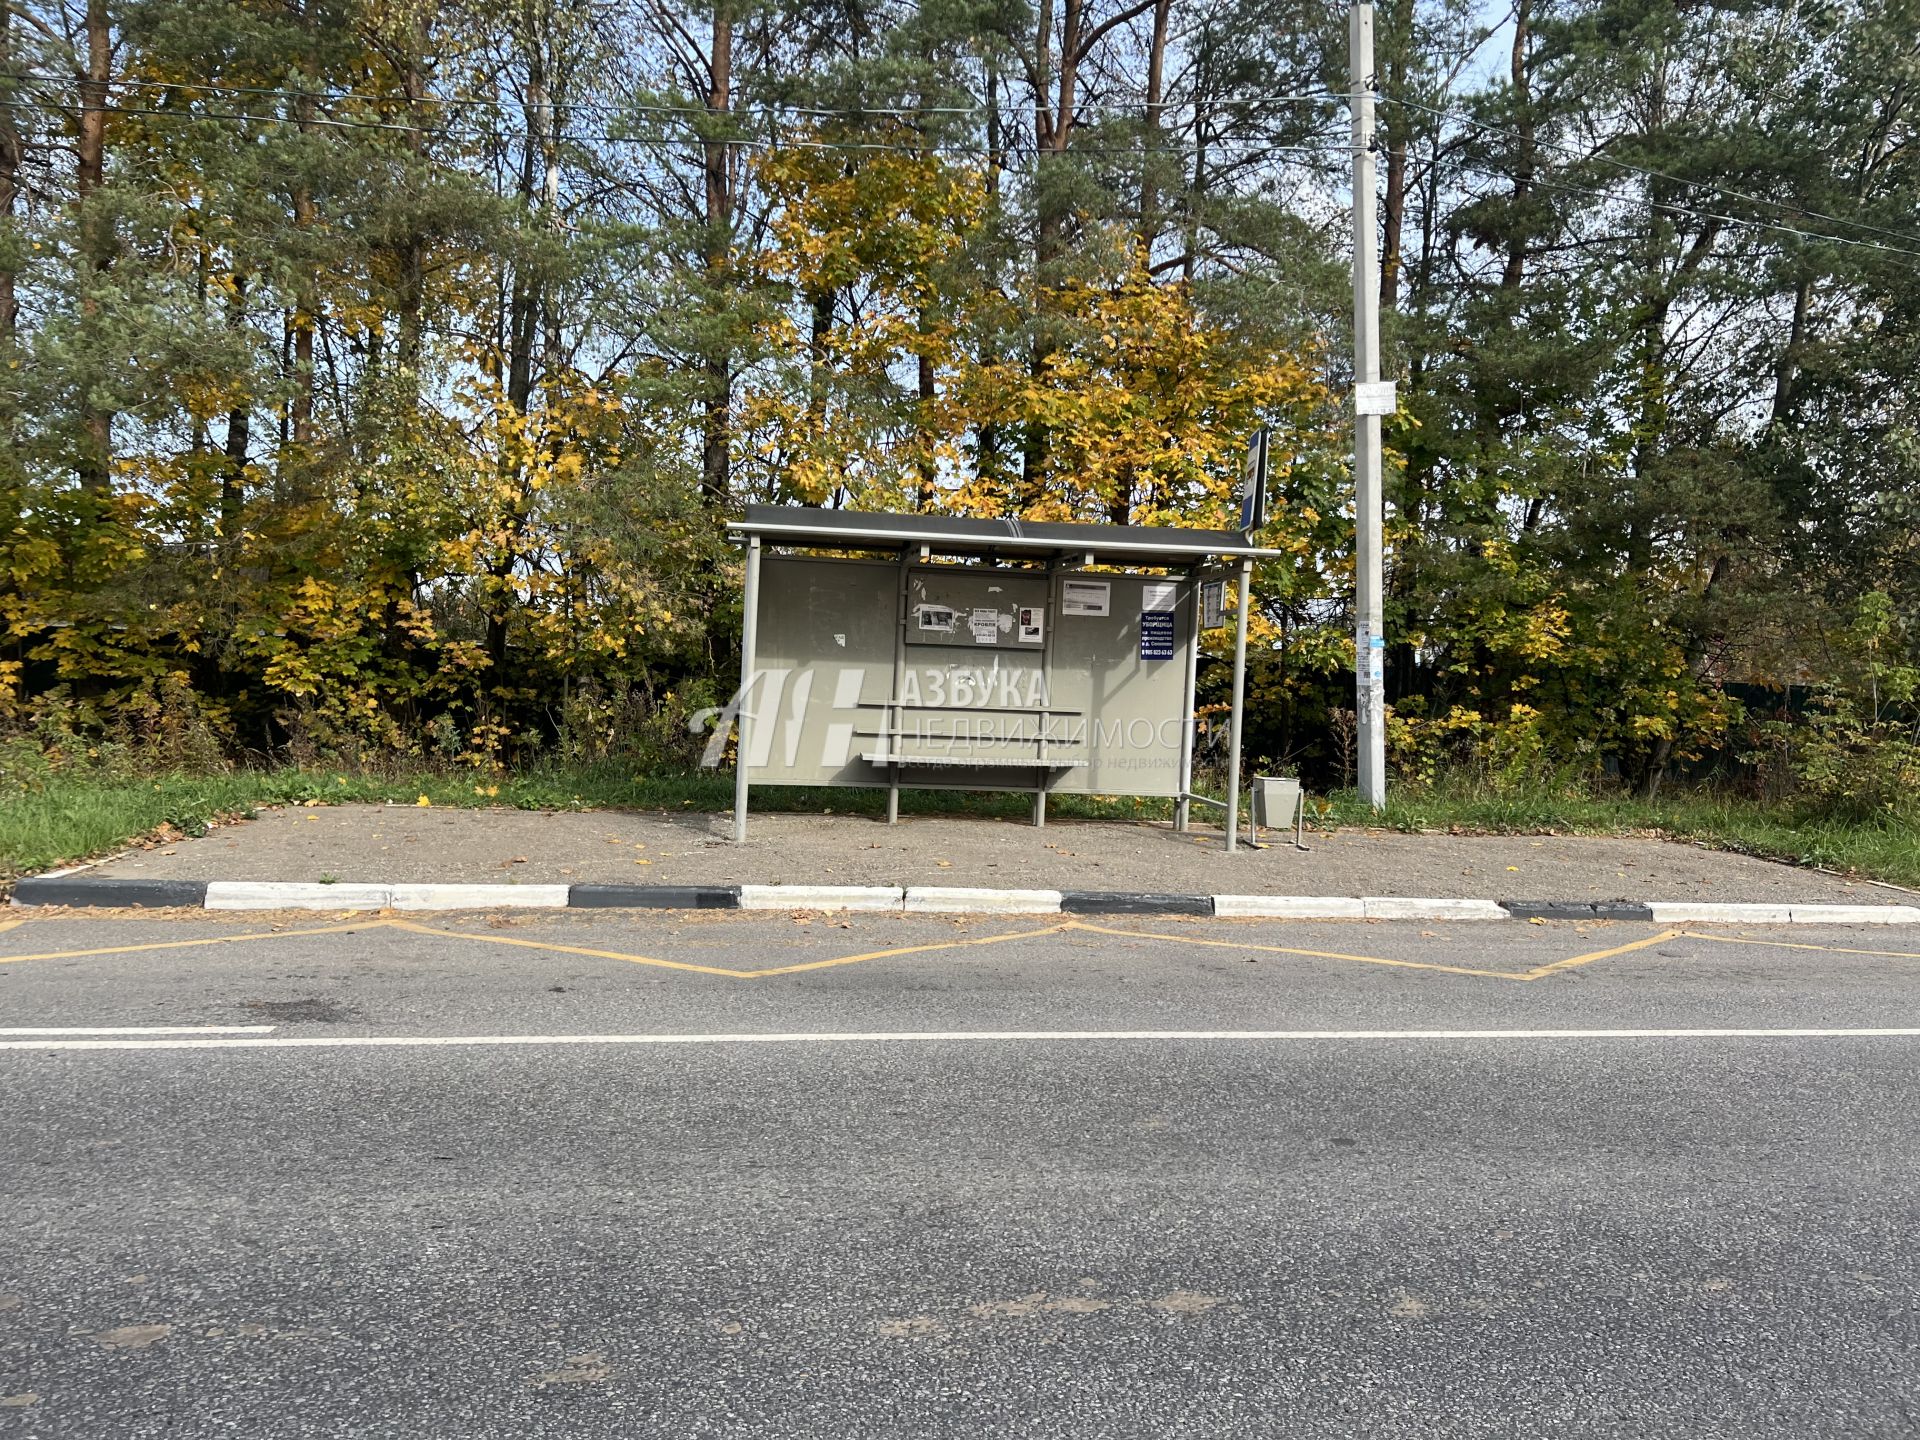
62,803,1907,907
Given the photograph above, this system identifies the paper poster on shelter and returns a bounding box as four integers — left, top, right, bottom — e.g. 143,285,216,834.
1018,606,1044,643
969,607,1006,644
915,604,957,633
1139,610,1176,660
1061,580,1110,616
1141,581,1178,614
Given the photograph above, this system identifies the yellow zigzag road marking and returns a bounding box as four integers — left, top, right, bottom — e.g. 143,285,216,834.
403,917,1605,982
13,913,1895,985
383,917,753,979
0,916,395,965
743,922,1081,978
1680,931,1920,962
1067,922,1683,982
1522,929,1685,979
0,913,1077,982
387,917,1082,979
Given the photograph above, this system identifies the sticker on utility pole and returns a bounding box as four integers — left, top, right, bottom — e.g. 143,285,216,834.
1201,579,1225,629
1061,580,1110,616
1356,623,1385,684
1140,611,1176,660
1017,606,1044,643
1354,380,1398,416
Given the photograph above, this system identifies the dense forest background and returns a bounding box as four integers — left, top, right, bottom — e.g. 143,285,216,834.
0,0,1915,808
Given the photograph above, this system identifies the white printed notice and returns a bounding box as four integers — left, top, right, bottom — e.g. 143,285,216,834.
1061,580,1110,616
1018,606,1044,643
1141,581,1178,613
969,607,1004,644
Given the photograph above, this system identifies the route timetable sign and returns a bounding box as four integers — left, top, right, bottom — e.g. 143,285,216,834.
1201,578,1225,629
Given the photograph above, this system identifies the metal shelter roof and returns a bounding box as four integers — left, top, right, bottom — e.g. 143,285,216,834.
728,506,1282,566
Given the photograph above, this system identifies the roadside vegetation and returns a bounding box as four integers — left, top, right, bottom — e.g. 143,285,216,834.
7,742,1915,891
1318,784,1920,892
2,0,1916,894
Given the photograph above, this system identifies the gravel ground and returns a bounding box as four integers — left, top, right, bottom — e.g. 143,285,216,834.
74,803,1910,904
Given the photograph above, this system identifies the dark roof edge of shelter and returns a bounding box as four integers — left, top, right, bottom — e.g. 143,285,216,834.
728,505,1284,562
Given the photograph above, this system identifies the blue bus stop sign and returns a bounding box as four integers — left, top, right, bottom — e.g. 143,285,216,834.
1239,428,1269,533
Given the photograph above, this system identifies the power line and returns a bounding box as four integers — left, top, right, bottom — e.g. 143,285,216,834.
0,92,1349,168
46,71,1906,265
23,69,989,120
1443,153,1920,266
0,92,987,155
1379,92,1920,258
0,68,1342,126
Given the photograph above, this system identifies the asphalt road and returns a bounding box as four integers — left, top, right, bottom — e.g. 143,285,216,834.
1,910,1918,1438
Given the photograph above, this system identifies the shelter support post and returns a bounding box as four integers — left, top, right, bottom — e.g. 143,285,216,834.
732,535,763,843
1174,567,1201,833
887,548,909,825
1033,562,1064,828
1224,557,1252,853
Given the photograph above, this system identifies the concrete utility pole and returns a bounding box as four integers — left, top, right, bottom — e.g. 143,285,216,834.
1350,0,1388,809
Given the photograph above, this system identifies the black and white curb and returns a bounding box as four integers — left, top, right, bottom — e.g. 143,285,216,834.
8,875,1919,925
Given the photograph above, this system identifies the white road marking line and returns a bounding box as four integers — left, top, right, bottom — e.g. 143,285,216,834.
2,1026,1919,1052
0,1025,277,1037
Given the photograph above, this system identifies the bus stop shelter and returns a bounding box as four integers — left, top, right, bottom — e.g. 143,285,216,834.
726,506,1283,851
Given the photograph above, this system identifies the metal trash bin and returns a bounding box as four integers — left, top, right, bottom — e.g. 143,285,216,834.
1251,776,1306,850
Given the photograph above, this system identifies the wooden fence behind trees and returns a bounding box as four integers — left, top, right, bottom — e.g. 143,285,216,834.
0,0,1914,795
